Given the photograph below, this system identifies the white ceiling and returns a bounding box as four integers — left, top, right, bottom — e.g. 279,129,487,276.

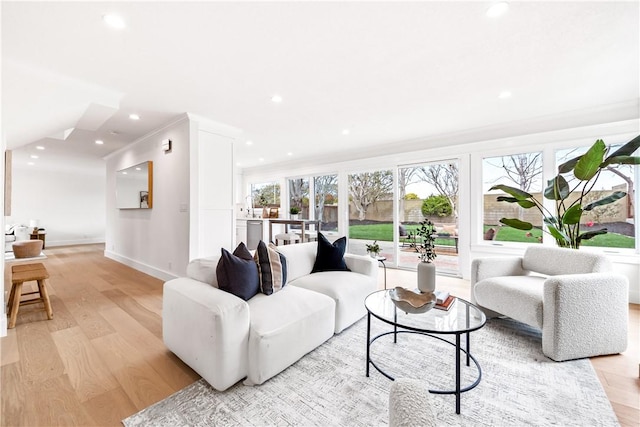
2,1,639,173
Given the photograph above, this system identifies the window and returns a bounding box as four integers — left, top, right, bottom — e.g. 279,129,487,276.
398,161,459,274
482,152,544,244
251,182,280,217
288,178,309,217
347,169,393,256
556,144,636,249
314,174,338,232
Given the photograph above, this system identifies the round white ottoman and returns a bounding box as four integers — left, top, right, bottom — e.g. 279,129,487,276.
389,378,436,427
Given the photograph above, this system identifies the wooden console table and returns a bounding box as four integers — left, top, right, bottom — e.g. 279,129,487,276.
30,231,46,249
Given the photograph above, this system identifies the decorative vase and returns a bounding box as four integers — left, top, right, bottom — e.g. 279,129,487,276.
291,214,299,220
417,261,436,293
369,252,379,259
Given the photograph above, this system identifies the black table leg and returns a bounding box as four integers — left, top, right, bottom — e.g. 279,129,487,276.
366,312,371,377
393,307,397,343
456,333,461,414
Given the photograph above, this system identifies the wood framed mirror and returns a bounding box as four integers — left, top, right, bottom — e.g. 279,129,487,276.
116,161,153,209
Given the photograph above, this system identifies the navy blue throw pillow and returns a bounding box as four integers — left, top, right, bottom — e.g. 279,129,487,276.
216,242,260,301
311,232,350,273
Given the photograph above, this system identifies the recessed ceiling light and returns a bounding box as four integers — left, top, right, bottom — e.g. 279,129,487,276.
27,162,35,166
486,2,509,18
287,152,293,156
30,155,39,159
259,158,265,162
122,172,128,175
246,140,253,146
103,14,125,29
36,146,45,150
95,140,104,145
135,167,141,171
129,113,140,120
236,162,242,166
342,129,350,135
498,91,512,99
271,95,283,103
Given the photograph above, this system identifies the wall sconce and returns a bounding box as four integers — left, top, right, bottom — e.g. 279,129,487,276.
162,139,172,153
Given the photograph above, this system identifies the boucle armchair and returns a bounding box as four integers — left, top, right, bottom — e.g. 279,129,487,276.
471,246,628,361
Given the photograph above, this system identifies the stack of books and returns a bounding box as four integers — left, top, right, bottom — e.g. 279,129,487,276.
434,290,455,311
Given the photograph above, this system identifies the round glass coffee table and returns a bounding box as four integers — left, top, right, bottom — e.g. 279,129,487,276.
364,289,486,414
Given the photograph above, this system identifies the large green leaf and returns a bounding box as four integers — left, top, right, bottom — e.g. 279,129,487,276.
557,156,580,174
604,134,640,161
579,228,608,240
489,185,532,200
574,139,606,180
583,191,626,211
544,175,570,200
547,224,569,244
601,155,640,167
499,218,533,230
516,200,536,208
543,216,560,228
496,196,520,203
562,204,583,224
495,196,536,208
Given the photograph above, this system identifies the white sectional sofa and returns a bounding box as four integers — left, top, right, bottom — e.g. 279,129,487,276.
163,241,377,391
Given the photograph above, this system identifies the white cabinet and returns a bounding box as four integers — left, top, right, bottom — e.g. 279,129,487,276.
236,220,247,246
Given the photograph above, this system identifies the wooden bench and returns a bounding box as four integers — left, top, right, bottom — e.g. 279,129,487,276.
8,263,53,328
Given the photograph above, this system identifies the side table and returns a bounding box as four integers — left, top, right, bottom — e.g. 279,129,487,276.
30,232,46,249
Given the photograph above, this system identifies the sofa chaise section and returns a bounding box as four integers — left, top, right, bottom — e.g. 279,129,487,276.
163,277,250,391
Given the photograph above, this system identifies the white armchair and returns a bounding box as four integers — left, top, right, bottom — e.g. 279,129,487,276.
471,246,628,361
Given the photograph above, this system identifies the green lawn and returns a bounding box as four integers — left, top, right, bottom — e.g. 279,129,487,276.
349,223,456,246
580,232,635,248
484,225,634,248
350,222,635,249
483,225,543,243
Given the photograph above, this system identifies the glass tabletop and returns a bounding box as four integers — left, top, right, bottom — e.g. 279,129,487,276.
365,289,486,334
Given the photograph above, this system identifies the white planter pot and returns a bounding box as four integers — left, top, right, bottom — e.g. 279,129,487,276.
417,261,436,293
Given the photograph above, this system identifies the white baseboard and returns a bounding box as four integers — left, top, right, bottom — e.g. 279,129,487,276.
104,250,178,282
47,238,105,247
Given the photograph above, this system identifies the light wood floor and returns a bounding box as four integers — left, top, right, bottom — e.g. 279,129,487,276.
1,244,638,426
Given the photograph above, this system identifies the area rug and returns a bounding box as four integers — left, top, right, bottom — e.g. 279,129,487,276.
123,317,618,426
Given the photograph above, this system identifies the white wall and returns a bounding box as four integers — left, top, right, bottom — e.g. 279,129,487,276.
105,116,191,279
104,114,239,280
7,166,105,246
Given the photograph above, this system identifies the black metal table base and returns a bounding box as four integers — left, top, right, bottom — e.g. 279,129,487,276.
366,314,482,415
